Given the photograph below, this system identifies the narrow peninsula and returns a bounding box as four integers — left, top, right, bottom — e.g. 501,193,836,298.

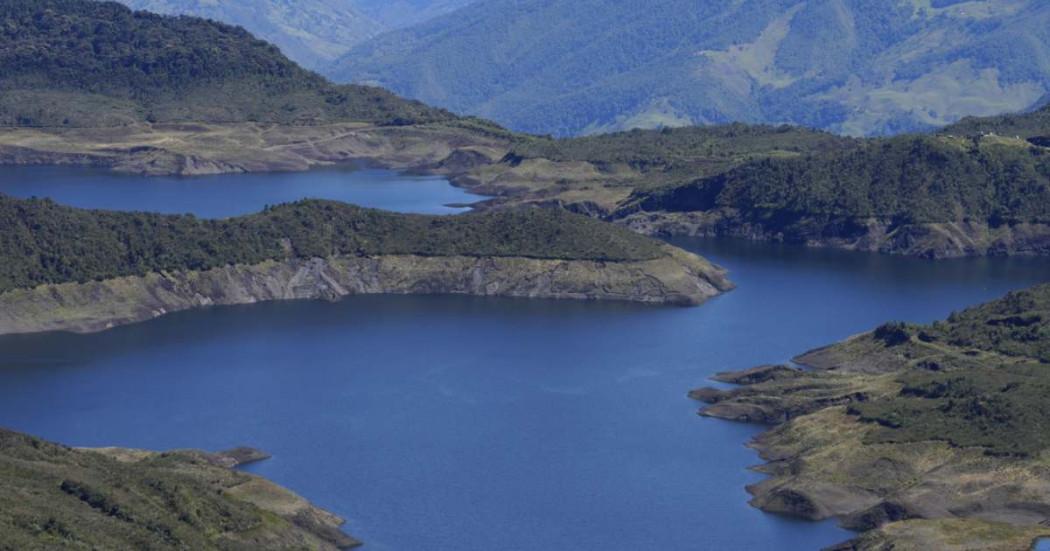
0,195,731,335
692,284,1050,550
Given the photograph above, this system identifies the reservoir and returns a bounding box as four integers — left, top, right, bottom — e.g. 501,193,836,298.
1,167,1048,550
0,164,478,217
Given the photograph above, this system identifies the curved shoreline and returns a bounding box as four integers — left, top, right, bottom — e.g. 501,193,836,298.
0,247,731,336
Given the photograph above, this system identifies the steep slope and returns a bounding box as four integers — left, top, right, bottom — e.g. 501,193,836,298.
0,196,731,334
116,0,477,69
0,0,452,127
117,0,383,70
618,103,1050,258
691,283,1050,549
332,0,1050,137
0,429,359,549
352,0,476,29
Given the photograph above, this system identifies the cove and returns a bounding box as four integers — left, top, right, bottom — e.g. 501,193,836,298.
2,233,1049,550
0,164,479,217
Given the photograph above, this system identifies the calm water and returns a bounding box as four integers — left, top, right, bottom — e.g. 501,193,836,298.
0,165,479,217
2,169,1050,549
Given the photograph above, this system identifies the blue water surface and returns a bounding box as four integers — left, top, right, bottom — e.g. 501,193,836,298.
1,168,1049,550
0,164,478,217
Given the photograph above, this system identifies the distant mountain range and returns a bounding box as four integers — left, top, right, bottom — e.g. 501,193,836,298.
118,0,475,69
330,0,1050,137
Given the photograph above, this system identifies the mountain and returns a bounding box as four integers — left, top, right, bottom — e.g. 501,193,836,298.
118,0,382,70
351,0,476,29
331,0,1050,137
0,0,452,127
117,0,477,69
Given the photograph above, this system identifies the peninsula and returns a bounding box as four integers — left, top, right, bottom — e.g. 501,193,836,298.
0,428,360,549
692,283,1050,549
0,195,731,335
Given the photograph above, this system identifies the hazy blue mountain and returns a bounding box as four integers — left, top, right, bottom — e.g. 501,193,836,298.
118,0,476,69
352,0,476,29
331,0,1050,136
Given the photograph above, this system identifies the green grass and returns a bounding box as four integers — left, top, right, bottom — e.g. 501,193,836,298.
845,284,1050,456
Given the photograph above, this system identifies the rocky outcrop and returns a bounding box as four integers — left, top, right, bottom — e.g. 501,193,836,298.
0,246,730,335
617,210,1050,259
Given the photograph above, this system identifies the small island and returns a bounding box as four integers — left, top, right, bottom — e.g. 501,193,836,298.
692,283,1050,549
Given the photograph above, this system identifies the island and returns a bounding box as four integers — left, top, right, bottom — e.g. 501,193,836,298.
692,283,1050,549
0,428,360,549
0,195,731,335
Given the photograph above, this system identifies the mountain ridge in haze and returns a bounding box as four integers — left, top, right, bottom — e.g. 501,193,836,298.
118,0,475,69
331,0,1050,137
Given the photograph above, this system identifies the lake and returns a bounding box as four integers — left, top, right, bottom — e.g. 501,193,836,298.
1,168,1049,550
0,164,479,217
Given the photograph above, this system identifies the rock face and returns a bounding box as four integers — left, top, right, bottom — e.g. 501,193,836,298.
0,246,730,335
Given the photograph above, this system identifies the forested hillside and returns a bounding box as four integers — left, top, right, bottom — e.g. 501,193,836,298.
631,103,1050,226
332,0,1050,137
118,0,383,70
0,195,664,293
0,0,453,126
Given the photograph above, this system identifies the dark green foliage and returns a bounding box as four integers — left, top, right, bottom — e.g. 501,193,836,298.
0,195,665,293
638,133,1050,224
944,103,1050,140
0,0,454,126
0,429,329,549
852,364,1050,456
509,124,853,186
850,284,1050,456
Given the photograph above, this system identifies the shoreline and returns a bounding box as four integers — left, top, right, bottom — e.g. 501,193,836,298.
0,249,731,336
4,123,1048,260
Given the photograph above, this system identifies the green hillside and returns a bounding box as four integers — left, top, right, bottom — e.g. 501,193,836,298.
332,0,1050,137
0,0,453,127
0,429,358,549
117,0,383,70
628,104,1050,229
0,195,665,293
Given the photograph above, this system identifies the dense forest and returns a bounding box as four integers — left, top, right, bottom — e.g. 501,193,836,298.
631,105,1050,225
0,0,454,126
0,195,665,293
508,124,854,186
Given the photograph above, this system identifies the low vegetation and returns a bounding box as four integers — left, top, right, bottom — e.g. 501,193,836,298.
694,283,1050,548
0,195,666,294
0,429,356,549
